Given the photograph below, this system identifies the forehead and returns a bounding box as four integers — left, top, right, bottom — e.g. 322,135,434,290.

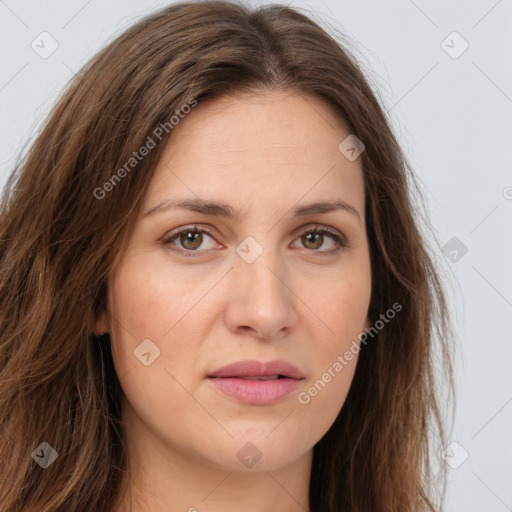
144,90,365,216
166,89,349,156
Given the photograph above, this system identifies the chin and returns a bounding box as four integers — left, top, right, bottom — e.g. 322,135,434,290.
203,431,312,473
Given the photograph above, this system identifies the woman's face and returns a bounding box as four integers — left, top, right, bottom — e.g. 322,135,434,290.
96,89,371,472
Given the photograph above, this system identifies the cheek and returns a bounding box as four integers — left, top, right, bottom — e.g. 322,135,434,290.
106,259,173,374
107,256,215,383
105,261,204,431
300,260,371,346
292,259,370,432
294,350,358,443
108,255,200,337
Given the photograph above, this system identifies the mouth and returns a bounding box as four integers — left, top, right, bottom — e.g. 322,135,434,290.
235,375,285,380
207,359,305,405
207,359,305,379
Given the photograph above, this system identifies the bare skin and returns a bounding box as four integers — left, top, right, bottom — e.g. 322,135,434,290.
96,89,372,512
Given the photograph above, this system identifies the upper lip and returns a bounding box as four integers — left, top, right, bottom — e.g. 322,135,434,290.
208,359,305,379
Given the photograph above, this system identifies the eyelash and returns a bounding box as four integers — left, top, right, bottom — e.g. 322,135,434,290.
161,224,347,258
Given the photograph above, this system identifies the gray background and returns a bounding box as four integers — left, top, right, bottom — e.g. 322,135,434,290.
1,1,511,510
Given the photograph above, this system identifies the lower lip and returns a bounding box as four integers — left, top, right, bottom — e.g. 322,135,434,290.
208,377,303,405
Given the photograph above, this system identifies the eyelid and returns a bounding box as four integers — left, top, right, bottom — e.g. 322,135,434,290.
161,224,220,256
161,223,347,256
290,223,348,254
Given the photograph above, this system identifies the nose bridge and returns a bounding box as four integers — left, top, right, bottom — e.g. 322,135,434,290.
227,235,296,338
236,237,287,301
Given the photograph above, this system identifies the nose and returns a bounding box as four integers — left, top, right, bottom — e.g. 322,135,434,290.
223,245,298,340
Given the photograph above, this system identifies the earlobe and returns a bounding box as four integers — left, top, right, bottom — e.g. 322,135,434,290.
93,309,109,336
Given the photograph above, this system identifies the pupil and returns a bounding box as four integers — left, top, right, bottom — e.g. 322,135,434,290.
182,231,201,249
305,232,322,249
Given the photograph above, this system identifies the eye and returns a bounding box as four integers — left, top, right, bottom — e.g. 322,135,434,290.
161,224,347,257
161,225,219,256
291,224,347,254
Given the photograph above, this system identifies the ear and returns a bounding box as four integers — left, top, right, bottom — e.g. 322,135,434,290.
94,309,110,335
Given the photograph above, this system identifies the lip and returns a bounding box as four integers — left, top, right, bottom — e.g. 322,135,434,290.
208,359,305,379
207,359,305,405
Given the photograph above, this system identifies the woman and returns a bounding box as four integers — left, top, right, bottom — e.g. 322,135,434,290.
0,1,454,511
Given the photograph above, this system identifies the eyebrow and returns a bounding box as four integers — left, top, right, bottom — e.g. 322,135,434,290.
143,198,361,223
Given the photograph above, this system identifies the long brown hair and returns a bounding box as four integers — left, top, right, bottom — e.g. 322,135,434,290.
0,1,454,510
